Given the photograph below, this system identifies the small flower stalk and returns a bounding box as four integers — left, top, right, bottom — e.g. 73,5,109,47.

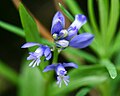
21,11,94,87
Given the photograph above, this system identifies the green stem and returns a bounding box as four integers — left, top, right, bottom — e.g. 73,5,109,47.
52,47,59,64
46,47,59,96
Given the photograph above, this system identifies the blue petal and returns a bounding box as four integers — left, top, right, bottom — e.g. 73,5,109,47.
45,53,52,60
51,11,65,34
43,64,56,72
21,42,40,48
27,52,37,60
44,47,51,57
67,14,87,39
55,40,69,48
68,14,87,30
66,27,78,40
35,47,43,55
63,63,78,68
56,63,66,75
69,33,94,48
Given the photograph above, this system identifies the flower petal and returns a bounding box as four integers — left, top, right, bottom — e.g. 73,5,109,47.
56,64,66,75
63,63,78,68
55,39,69,48
43,64,56,72
29,60,35,67
44,47,51,57
67,14,87,39
35,47,44,57
68,14,87,30
63,76,69,86
27,52,37,60
51,11,65,34
45,53,52,60
21,42,40,48
69,33,94,48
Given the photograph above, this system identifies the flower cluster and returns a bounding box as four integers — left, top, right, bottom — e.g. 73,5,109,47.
51,12,94,49
21,11,94,87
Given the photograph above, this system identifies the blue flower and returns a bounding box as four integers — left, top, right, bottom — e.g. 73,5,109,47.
51,11,94,49
21,42,52,67
43,63,78,87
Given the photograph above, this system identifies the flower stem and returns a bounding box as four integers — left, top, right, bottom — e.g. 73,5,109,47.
52,47,59,63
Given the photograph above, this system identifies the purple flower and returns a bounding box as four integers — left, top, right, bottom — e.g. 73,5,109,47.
21,42,52,67
51,11,94,49
43,63,78,87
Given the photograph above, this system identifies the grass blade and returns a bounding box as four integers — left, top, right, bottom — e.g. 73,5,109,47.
59,3,74,21
0,60,18,85
98,0,108,37
110,29,120,56
106,0,119,47
101,59,117,79
49,75,107,95
0,21,25,37
63,47,97,63
76,87,91,96
88,0,99,35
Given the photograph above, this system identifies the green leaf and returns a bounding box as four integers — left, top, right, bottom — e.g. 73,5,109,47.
18,61,47,96
0,21,54,47
98,0,108,37
59,3,74,21
76,87,91,96
0,21,25,37
19,3,41,47
49,75,107,96
63,47,97,63
101,59,117,79
114,50,120,66
0,60,18,85
88,0,99,35
110,29,120,55
106,0,119,47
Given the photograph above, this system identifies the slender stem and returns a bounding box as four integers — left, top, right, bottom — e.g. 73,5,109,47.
45,46,59,96
52,47,59,64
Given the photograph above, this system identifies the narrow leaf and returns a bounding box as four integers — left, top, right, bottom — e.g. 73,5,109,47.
59,3,74,21
19,3,40,44
98,0,108,37
106,0,119,46
101,59,117,79
0,60,18,85
19,62,46,96
63,47,97,63
0,21,25,37
88,0,99,34
49,75,107,95
76,87,91,96
110,29,120,55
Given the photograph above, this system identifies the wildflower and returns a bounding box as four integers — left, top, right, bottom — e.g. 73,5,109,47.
43,63,78,87
21,42,52,67
51,11,94,49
